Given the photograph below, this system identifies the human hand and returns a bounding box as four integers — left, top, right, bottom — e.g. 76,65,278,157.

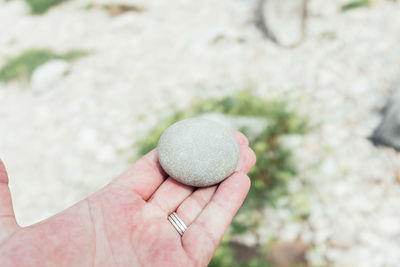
0,131,256,267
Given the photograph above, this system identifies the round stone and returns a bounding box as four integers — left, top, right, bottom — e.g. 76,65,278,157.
157,118,240,187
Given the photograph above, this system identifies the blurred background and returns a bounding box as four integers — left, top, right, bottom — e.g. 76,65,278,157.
1,0,400,266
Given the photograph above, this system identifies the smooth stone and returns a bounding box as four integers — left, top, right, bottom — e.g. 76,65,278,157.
157,118,239,187
370,80,400,150
30,60,70,92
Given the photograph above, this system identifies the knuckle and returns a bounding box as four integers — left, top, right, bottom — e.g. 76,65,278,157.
232,131,249,146
191,194,208,208
247,147,256,167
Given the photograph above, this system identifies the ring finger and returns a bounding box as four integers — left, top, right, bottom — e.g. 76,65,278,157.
175,144,255,227
175,185,217,226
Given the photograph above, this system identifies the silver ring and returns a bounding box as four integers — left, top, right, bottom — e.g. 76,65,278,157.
168,212,187,236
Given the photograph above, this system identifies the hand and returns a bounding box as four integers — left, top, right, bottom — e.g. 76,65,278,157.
0,131,256,267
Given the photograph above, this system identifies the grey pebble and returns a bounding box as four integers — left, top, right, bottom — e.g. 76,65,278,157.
371,80,400,150
157,118,240,187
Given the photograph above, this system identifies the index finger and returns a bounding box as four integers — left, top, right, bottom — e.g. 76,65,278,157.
111,149,168,200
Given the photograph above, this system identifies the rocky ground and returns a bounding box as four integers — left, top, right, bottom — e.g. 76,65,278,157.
1,0,400,266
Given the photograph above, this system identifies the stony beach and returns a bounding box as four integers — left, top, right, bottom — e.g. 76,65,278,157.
1,0,400,265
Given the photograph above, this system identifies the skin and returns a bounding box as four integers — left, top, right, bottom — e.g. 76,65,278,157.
0,131,256,267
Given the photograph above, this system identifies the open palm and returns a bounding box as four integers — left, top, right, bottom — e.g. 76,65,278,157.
0,131,255,267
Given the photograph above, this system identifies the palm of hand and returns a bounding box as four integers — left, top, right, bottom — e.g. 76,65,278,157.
0,132,255,267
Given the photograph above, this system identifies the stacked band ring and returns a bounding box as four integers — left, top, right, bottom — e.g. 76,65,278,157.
168,212,187,236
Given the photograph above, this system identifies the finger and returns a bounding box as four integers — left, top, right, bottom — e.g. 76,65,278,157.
176,185,217,226
232,131,249,146
235,145,256,173
182,172,251,265
176,136,254,227
232,131,256,173
0,160,18,235
0,160,15,219
111,149,168,200
148,177,193,214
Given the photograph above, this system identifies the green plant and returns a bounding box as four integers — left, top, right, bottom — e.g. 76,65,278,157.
341,0,370,11
341,0,397,11
25,0,70,14
134,90,310,265
209,236,272,267
61,50,90,61
0,48,89,83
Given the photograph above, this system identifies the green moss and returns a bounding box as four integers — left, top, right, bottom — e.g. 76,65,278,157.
290,190,312,221
25,0,70,14
61,50,90,61
83,3,95,11
209,238,237,267
209,236,272,267
341,0,370,11
0,48,89,83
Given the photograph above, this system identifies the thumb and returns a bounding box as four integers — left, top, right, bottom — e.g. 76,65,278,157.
0,159,18,231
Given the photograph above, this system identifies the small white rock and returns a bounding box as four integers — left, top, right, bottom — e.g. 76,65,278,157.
329,230,355,249
30,60,70,92
279,222,302,242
